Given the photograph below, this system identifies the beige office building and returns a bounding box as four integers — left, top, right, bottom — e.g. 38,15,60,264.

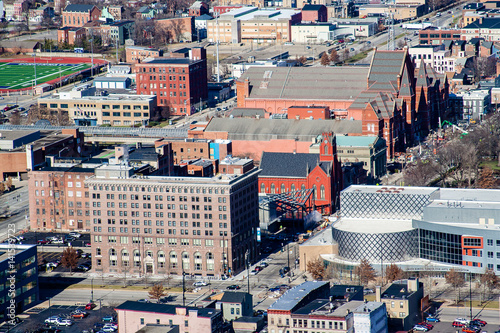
38,87,156,126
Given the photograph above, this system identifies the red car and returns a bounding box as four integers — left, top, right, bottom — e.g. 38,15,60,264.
462,327,477,333
418,322,433,329
453,321,465,327
37,240,49,245
85,303,96,310
471,319,487,326
71,312,88,319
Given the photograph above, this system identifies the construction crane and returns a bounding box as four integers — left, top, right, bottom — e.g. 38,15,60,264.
440,120,468,139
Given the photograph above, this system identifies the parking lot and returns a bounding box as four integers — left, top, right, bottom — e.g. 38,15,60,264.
1,304,117,333
417,320,496,333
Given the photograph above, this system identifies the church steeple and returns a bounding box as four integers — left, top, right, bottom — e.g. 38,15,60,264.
319,132,337,162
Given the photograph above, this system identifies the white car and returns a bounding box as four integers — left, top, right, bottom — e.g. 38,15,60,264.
51,239,64,244
104,323,118,330
69,232,82,238
55,318,73,326
193,281,209,287
101,327,117,332
44,316,60,324
456,318,470,324
413,325,428,331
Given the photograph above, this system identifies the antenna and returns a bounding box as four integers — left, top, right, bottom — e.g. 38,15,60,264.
388,13,395,51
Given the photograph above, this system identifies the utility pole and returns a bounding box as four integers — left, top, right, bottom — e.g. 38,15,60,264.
115,32,119,63
388,13,395,51
91,278,94,302
245,250,250,293
469,273,473,321
287,243,291,277
216,13,220,83
182,269,186,307
90,29,94,76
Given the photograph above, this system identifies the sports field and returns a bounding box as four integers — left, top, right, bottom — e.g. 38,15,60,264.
0,61,91,89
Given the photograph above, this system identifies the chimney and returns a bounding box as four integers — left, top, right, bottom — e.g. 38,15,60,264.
375,286,381,302
408,278,419,292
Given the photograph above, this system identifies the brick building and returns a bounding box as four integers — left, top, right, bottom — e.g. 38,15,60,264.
135,48,208,117
62,4,101,28
126,46,163,64
154,138,231,165
28,167,94,231
418,28,461,45
189,1,209,16
86,160,260,277
57,26,86,45
155,17,196,43
301,4,327,22
115,301,224,333
0,128,84,181
259,132,343,215
288,105,329,119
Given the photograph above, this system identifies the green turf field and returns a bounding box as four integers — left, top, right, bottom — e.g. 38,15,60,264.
0,62,91,89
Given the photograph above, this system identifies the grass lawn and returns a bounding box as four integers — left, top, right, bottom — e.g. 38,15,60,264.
0,61,90,89
480,160,500,171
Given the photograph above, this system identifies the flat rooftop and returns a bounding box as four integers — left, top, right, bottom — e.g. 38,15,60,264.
268,281,329,311
438,188,500,202
0,244,36,263
40,94,156,102
0,130,39,141
353,301,385,314
333,218,414,233
342,185,439,196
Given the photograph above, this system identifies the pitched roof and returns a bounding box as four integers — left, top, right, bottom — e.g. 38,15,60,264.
115,301,221,318
238,66,369,101
260,152,331,178
348,90,397,119
367,49,407,91
64,4,96,12
204,118,362,141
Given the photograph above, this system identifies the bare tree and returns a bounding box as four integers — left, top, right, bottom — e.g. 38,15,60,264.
306,258,326,280
148,284,167,302
445,269,465,304
385,264,404,283
479,269,498,302
329,49,339,64
10,112,21,125
403,159,435,186
478,166,498,188
356,259,376,285
320,52,330,66
5,177,13,191
170,19,185,42
61,247,79,274
297,56,307,65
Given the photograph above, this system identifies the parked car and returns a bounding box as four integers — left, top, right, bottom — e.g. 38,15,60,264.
471,319,487,326
71,311,88,319
462,327,478,333
51,238,64,244
453,321,466,327
413,325,429,331
456,318,470,324
137,299,149,303
101,327,117,332
44,316,60,324
227,285,240,290
76,264,91,272
102,316,115,322
250,269,259,275
426,316,440,322
69,232,82,238
85,303,96,310
37,240,50,245
417,322,433,329
193,281,209,287
55,318,73,326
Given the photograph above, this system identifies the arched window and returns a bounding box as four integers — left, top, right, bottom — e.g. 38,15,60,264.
313,185,318,199
260,183,265,193
133,250,140,267
324,144,328,155
157,251,165,268
281,183,286,193
291,184,295,192
301,184,306,191
182,252,190,270
121,250,129,267
145,250,153,258
169,251,177,269
320,185,325,200
194,252,202,271
270,183,275,194
206,252,214,271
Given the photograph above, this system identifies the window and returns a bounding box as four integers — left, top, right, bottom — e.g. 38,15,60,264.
270,183,275,194
281,183,285,193
113,112,120,117
488,239,493,246
463,237,481,247
260,183,265,193
140,318,144,325
320,185,325,200
103,112,110,117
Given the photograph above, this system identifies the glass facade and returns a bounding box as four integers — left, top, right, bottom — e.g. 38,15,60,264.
419,229,462,265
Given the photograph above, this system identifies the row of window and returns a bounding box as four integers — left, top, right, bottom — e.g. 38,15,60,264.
91,185,226,194
102,112,148,117
260,183,326,200
93,236,226,247
138,67,187,74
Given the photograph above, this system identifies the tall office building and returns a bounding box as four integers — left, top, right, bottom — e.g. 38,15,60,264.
87,161,260,277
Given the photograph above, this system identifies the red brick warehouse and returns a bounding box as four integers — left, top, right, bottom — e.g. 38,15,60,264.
135,48,208,117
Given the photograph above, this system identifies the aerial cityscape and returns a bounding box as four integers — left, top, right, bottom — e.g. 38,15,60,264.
0,0,500,331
